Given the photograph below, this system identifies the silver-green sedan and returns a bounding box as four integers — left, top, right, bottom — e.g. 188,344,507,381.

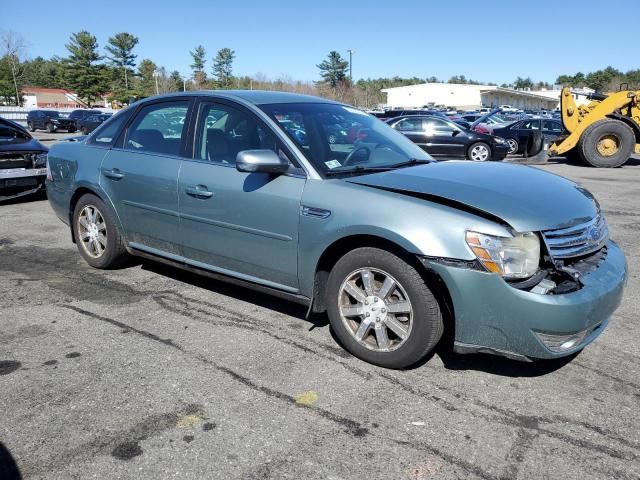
45,91,627,368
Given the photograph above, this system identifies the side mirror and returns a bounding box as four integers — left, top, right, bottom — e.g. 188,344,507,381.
236,150,289,174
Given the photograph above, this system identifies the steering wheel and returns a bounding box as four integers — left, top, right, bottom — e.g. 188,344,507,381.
343,146,371,166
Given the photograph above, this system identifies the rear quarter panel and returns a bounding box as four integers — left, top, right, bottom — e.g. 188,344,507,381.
46,142,111,225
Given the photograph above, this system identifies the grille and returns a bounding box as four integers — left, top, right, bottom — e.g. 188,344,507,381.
542,216,608,260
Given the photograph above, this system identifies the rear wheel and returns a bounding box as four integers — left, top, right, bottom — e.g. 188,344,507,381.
326,247,443,369
578,119,634,167
468,142,491,161
506,138,519,154
27,122,35,132
73,194,128,269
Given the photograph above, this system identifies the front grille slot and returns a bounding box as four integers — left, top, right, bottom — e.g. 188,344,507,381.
542,216,608,260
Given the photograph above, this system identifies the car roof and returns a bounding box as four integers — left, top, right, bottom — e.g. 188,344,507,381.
137,90,342,106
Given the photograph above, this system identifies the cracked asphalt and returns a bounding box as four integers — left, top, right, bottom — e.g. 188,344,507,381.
1,133,639,479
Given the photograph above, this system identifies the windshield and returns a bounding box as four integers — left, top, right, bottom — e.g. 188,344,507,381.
44,111,61,118
260,103,432,176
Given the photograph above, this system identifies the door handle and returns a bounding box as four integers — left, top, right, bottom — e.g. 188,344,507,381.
103,168,125,180
185,185,214,199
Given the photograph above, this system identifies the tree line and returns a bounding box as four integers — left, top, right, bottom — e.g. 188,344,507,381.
1,30,638,109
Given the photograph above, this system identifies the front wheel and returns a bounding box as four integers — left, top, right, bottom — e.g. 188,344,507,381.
578,119,634,167
468,142,491,161
73,194,129,269
27,122,35,132
326,247,443,369
46,123,56,133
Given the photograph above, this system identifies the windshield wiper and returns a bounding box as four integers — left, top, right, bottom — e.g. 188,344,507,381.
386,158,432,169
324,165,396,176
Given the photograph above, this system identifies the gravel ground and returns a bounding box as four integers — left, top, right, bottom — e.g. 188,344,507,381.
1,134,639,479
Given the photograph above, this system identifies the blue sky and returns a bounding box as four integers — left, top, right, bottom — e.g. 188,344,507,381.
8,0,636,84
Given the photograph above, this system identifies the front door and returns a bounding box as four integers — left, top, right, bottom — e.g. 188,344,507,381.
178,101,304,290
100,99,192,258
423,118,466,156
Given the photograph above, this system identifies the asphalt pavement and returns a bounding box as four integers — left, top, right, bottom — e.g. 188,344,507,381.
1,134,639,479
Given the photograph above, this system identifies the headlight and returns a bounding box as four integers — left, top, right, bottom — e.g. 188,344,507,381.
51,119,59,123
466,231,540,279
492,137,506,144
34,152,48,167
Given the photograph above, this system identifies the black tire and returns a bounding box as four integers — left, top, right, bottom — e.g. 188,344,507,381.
27,122,35,132
46,123,56,133
467,142,492,161
525,131,543,157
326,247,443,369
81,127,87,135
72,193,129,269
577,119,634,168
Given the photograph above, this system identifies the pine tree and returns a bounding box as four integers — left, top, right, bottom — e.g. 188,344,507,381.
105,32,139,92
212,48,235,88
63,31,108,105
317,51,349,89
190,45,207,88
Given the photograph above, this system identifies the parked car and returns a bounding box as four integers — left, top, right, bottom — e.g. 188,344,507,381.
68,109,103,129
26,110,76,133
493,118,564,154
500,105,519,113
78,113,113,135
46,91,627,369
0,117,48,201
381,109,448,120
386,115,509,161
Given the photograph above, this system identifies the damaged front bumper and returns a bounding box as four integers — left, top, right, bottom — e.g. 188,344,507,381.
0,167,48,201
423,240,627,360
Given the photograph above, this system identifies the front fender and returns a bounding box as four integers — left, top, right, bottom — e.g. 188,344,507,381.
298,178,511,297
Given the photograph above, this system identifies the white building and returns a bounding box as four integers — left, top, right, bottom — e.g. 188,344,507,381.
381,83,560,110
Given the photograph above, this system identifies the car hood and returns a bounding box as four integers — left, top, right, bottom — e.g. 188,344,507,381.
0,137,47,154
346,161,599,232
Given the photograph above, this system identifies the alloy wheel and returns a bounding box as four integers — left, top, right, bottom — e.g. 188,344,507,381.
338,268,413,352
78,205,107,258
506,138,518,154
470,144,490,161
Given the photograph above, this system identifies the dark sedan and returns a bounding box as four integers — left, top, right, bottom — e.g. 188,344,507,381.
78,113,113,134
68,109,103,129
386,115,510,161
493,118,564,154
0,117,48,200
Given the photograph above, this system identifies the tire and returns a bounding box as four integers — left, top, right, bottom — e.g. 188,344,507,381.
72,193,129,269
525,131,543,157
81,127,87,135
506,138,519,154
467,142,491,161
577,119,634,168
326,247,443,369
46,123,56,133
27,122,35,132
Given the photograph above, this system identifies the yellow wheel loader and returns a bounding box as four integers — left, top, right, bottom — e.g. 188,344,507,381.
549,86,640,167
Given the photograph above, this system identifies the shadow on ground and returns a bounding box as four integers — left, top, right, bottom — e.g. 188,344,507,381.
0,442,22,480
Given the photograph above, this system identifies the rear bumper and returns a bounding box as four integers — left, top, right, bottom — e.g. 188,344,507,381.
425,241,627,360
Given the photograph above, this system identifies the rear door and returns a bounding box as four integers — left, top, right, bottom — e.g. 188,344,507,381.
177,99,305,290
100,99,192,258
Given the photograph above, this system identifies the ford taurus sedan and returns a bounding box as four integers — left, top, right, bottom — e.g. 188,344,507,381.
45,91,627,369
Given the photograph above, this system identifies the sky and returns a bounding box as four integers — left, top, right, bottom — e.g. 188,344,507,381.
4,0,636,84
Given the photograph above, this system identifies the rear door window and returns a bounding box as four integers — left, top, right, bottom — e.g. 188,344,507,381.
124,101,190,156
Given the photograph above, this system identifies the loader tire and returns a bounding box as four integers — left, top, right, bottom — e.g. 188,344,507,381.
578,119,634,168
